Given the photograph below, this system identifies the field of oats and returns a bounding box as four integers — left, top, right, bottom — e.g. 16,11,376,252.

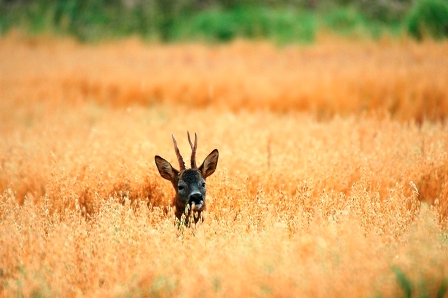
1,33,448,297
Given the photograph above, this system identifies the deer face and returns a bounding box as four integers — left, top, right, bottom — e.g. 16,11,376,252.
155,132,219,219
177,169,206,210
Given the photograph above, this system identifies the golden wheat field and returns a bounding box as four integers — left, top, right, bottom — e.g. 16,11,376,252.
1,32,448,297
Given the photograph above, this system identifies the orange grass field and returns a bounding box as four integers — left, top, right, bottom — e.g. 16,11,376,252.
1,33,448,297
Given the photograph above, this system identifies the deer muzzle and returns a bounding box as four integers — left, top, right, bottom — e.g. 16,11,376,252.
188,192,204,210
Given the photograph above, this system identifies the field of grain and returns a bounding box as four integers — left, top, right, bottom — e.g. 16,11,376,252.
1,33,448,297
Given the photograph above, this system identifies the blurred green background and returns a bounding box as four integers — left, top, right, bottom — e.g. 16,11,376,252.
1,0,448,42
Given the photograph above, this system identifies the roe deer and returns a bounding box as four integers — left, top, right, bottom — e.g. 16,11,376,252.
155,132,219,224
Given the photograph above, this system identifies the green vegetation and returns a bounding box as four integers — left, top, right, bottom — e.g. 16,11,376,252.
406,0,448,40
173,7,316,43
392,266,413,298
392,265,448,298
0,0,447,42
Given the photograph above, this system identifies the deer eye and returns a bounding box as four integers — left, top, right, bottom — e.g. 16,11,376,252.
178,185,185,191
202,182,206,188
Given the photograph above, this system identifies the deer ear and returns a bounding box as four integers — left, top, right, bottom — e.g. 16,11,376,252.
199,149,219,179
155,156,179,181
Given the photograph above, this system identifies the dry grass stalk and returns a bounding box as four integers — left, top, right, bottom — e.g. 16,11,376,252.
0,35,448,297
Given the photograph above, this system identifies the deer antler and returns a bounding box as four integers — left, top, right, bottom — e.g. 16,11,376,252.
187,131,198,169
172,134,186,172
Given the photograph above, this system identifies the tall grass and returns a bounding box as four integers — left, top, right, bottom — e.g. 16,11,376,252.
0,37,448,296
1,34,448,121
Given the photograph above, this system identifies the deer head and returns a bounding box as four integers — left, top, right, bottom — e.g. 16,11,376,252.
155,132,219,223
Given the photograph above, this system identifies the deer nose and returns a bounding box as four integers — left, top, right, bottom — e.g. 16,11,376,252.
189,193,203,205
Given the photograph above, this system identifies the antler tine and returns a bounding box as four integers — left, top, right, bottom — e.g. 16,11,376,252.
172,134,186,172
187,131,198,169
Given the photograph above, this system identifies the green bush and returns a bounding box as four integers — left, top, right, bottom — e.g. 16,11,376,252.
173,7,316,43
355,0,412,22
2,0,446,42
407,0,448,40
323,8,366,34
320,7,402,39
